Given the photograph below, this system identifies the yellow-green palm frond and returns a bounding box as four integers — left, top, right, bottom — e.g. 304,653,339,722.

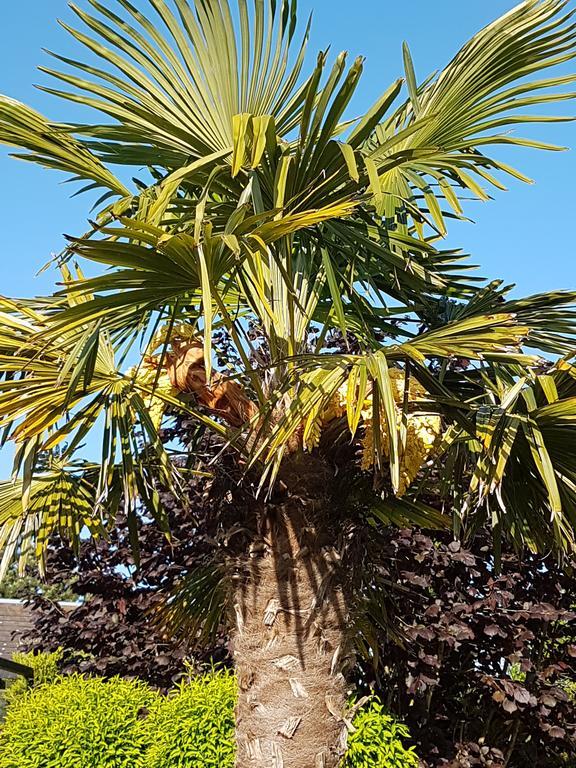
40,0,311,168
0,96,129,198
365,0,576,234
0,464,102,580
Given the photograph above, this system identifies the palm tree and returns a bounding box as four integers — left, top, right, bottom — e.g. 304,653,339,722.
1,0,576,765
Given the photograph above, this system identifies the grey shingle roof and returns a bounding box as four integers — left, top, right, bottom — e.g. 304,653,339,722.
0,599,33,679
0,599,33,659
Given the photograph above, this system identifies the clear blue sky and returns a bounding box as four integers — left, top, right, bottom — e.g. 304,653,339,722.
0,0,575,476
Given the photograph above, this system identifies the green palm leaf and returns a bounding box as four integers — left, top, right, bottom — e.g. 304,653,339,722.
366,0,576,230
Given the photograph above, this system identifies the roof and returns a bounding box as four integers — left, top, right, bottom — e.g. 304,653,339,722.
0,600,34,678
0,599,79,677
0,599,34,663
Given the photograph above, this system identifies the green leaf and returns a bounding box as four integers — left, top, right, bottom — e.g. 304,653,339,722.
402,41,420,115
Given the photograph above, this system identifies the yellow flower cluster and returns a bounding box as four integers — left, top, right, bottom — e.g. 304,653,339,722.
314,368,441,496
361,411,440,495
320,383,350,425
361,369,441,494
303,382,353,452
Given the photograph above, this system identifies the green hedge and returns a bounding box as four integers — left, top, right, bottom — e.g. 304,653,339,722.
343,699,418,768
0,674,157,768
0,667,418,768
145,670,237,768
2,649,63,708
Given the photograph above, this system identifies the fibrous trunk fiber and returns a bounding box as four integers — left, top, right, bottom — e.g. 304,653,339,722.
233,504,349,768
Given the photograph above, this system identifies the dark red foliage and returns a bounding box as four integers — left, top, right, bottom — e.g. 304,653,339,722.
359,528,576,767
23,518,217,687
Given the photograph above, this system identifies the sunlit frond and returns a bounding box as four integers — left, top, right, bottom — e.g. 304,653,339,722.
366,0,576,233
0,464,102,580
0,96,129,197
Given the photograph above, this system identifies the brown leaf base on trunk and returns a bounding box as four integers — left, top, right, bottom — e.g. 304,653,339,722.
233,494,350,768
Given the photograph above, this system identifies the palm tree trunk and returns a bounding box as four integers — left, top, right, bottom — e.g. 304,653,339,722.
168,351,351,764
233,499,350,768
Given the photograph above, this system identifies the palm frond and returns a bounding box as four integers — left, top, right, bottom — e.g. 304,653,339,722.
366,0,576,231
0,96,129,197
154,564,228,647
42,0,311,167
0,464,103,580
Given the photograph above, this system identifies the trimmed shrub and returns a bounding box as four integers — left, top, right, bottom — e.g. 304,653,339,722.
0,668,417,767
0,674,158,768
343,699,419,768
144,669,237,768
3,649,63,707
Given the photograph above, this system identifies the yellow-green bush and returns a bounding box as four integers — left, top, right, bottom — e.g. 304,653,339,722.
343,699,419,768
144,673,418,768
0,666,417,768
0,674,157,768
3,649,63,707
144,669,237,768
